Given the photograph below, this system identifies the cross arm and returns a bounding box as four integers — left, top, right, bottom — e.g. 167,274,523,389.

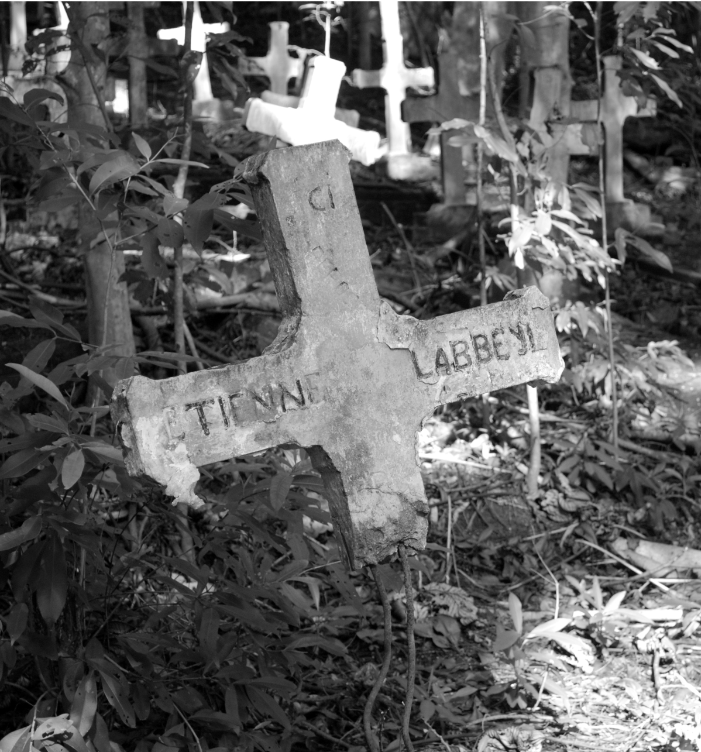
111,347,323,507
377,286,564,406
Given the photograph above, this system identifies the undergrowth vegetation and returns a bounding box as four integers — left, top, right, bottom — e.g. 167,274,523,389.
1,2,700,751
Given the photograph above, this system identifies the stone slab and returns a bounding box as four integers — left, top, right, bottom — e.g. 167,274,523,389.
111,140,563,570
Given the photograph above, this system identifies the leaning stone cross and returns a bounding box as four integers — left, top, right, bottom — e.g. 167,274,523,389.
111,140,563,570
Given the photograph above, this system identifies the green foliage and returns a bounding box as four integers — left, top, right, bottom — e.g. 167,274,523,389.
484,592,580,710
0,82,365,751
0,303,369,751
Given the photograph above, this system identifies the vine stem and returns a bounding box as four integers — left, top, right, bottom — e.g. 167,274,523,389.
363,564,393,752
477,2,490,429
172,0,195,377
593,1,619,451
483,7,541,494
398,543,416,752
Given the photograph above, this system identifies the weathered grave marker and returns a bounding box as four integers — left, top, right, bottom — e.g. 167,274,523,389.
351,0,435,180
239,21,306,96
112,140,563,570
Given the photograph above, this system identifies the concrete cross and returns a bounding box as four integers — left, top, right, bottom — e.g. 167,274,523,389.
157,0,229,103
351,0,435,180
111,140,563,571
568,56,655,214
239,21,305,96
245,55,382,166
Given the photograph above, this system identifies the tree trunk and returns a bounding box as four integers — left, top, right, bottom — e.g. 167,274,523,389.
59,2,135,386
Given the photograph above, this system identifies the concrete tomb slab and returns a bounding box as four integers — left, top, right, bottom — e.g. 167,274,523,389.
111,140,563,570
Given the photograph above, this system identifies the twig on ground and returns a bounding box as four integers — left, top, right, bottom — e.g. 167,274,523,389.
296,719,352,749
576,538,672,593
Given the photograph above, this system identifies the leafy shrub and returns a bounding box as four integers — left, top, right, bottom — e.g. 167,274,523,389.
0,302,370,751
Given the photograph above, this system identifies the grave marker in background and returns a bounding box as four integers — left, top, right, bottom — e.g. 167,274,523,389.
569,56,657,231
239,21,306,95
112,140,564,570
351,0,435,180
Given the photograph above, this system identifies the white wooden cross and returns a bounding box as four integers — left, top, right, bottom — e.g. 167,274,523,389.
351,0,435,180
245,55,382,166
239,21,306,96
157,0,229,103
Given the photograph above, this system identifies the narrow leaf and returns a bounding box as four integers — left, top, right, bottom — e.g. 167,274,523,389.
627,235,673,272
198,608,220,658
70,672,98,736
5,363,68,407
650,73,682,108
155,158,210,168
0,448,48,479
61,449,85,490
88,152,140,194
508,592,523,633
23,88,65,109
270,470,292,511
493,624,520,652
100,671,136,727
629,47,660,69
6,602,29,644
525,617,571,639
0,97,35,127
614,227,628,264
36,532,67,626
132,132,152,160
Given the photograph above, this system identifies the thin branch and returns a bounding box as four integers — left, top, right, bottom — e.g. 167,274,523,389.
363,564,393,752
398,543,416,752
592,1,619,451
172,1,195,376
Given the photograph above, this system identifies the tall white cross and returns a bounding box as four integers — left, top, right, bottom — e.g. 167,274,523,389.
157,0,229,102
245,55,382,166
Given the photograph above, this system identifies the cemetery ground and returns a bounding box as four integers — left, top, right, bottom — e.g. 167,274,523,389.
1,152,701,752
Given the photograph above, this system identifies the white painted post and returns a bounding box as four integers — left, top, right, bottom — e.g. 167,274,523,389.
351,0,434,179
